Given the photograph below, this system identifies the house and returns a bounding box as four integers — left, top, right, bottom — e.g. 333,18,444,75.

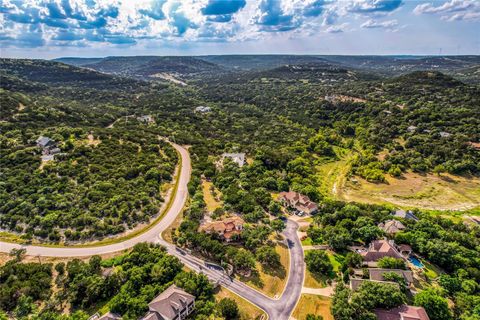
439,131,451,138
36,136,56,149
378,220,406,235
375,305,430,320
393,210,418,221
368,268,414,286
360,239,404,265
349,278,399,291
37,136,61,160
137,115,155,124
142,285,195,320
278,191,318,216
200,216,244,242
221,153,246,167
195,106,211,113
407,125,417,133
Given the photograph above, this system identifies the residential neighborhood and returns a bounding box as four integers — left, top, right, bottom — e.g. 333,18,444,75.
199,216,244,242
278,191,318,216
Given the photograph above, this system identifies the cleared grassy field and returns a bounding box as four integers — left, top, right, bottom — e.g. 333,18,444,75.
237,244,289,298
214,286,265,320
304,269,328,288
292,294,333,320
341,172,480,211
202,180,223,212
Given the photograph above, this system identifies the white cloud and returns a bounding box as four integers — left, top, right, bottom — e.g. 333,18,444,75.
325,23,348,33
413,0,480,21
360,19,398,29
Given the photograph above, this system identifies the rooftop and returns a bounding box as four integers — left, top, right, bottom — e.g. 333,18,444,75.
375,305,430,320
379,220,406,234
147,285,195,320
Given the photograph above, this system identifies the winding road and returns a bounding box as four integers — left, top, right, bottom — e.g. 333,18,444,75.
0,143,305,319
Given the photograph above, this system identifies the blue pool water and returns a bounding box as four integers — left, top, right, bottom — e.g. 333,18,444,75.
409,256,424,268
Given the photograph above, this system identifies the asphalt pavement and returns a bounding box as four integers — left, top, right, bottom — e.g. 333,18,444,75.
0,142,305,319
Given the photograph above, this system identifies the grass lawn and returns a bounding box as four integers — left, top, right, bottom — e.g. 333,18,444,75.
214,286,265,320
422,260,443,280
237,244,289,298
202,180,223,212
304,269,328,289
327,251,344,273
303,250,341,288
292,294,333,320
302,237,313,246
161,209,184,244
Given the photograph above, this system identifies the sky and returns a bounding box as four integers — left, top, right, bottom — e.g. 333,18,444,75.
1,0,479,59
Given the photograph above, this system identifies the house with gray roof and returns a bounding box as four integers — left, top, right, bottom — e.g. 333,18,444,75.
142,285,195,320
36,136,56,149
368,268,414,286
221,153,246,167
393,210,418,221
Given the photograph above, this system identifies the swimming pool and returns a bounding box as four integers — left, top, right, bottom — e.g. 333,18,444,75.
409,256,424,268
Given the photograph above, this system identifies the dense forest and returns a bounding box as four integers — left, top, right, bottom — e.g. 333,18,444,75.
0,56,479,319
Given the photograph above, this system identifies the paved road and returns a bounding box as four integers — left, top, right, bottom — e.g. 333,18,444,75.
0,143,305,319
0,141,191,257
158,218,305,320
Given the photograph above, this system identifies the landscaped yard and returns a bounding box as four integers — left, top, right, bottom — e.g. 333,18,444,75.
301,237,313,246
237,243,289,298
214,286,265,320
292,294,333,320
327,250,343,272
422,259,443,280
303,250,342,288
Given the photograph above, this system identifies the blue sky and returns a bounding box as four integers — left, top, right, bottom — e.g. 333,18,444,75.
0,0,479,58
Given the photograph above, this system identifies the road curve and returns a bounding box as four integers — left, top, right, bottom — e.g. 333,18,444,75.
0,142,305,319
0,141,191,257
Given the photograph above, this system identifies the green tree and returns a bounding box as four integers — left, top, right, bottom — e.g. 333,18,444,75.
305,250,333,275
377,257,406,270
271,219,285,234
14,296,37,319
256,246,281,268
414,289,452,320
218,298,239,320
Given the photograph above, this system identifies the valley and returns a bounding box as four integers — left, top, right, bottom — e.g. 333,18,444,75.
1,54,479,320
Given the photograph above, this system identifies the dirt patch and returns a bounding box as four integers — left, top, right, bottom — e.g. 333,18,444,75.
292,294,333,320
202,180,223,214
87,134,101,146
150,73,187,86
214,286,265,320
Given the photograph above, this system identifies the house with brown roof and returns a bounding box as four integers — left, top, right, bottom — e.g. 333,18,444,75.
278,191,318,216
379,220,406,235
375,305,429,320
368,268,414,286
200,216,244,242
360,240,404,266
142,285,195,320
